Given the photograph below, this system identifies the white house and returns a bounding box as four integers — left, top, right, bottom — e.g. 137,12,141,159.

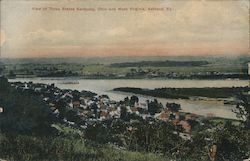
248,62,250,87
248,62,250,75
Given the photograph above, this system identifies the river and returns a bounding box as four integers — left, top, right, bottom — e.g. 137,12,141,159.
9,78,249,119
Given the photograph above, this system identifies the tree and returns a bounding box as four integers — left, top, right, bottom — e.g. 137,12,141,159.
148,99,162,115
85,123,110,143
124,97,130,106
0,79,53,134
211,126,250,161
8,70,16,78
0,76,9,91
65,109,78,122
130,95,139,106
72,90,80,101
120,105,128,121
166,103,181,113
233,93,250,129
55,99,67,119
91,103,98,119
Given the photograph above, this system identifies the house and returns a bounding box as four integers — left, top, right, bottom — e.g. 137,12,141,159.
53,109,59,116
109,107,120,118
243,157,250,161
99,101,106,110
248,62,250,87
175,112,180,120
155,110,169,122
178,120,191,133
185,113,195,120
140,102,148,110
130,107,139,114
43,97,50,102
34,87,42,92
61,92,73,103
178,132,191,140
72,100,81,108
248,62,250,75
100,111,109,120
49,103,55,107
0,107,3,113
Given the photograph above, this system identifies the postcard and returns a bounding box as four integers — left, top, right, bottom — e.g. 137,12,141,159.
0,0,249,161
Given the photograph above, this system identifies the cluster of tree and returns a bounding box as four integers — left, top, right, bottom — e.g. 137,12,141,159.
83,117,250,160
38,70,79,77
7,70,16,78
81,90,97,98
1,77,249,161
186,73,250,80
0,77,54,134
85,119,182,152
114,87,250,99
114,87,189,99
122,95,139,107
234,93,250,129
0,64,6,75
147,99,163,115
110,60,209,67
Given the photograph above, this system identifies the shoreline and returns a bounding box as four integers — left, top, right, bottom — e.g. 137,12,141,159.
8,76,250,81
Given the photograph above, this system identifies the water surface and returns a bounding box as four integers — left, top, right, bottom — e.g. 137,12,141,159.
10,78,249,119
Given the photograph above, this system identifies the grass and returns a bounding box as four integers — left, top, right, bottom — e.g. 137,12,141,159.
83,64,129,74
3,60,247,77
0,133,169,161
101,148,168,161
80,64,246,75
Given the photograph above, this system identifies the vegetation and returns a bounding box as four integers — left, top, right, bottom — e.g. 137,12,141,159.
0,77,249,161
0,77,54,134
1,55,249,79
234,93,250,129
1,133,172,161
114,87,250,99
110,60,209,67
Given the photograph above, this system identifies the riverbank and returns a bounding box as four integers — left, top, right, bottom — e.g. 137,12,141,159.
9,78,246,119
7,74,250,80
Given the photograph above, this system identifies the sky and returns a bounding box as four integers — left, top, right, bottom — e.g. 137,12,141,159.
0,0,249,58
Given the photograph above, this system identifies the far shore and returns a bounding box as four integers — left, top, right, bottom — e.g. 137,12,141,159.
7,75,250,80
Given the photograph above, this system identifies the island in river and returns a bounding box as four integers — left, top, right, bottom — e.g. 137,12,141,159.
113,87,250,100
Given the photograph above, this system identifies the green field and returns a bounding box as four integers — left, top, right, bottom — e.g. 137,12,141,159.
0,55,249,79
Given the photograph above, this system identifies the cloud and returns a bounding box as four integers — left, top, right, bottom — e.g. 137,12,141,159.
23,29,67,45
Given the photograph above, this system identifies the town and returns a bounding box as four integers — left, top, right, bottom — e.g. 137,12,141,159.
9,79,234,138
1,75,249,161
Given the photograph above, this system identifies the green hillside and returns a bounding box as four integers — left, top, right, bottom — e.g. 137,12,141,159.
0,77,168,161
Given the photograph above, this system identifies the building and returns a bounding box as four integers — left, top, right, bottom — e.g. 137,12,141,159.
0,107,3,113
248,62,250,75
248,62,250,87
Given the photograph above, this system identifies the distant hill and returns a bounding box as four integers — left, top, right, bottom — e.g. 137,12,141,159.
110,60,209,67
1,55,249,65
